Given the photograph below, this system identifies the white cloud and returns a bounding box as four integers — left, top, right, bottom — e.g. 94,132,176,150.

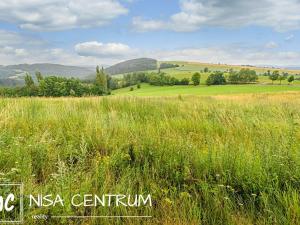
265,41,278,49
0,34,136,65
1,28,299,67
0,46,107,66
75,41,134,58
0,46,27,56
285,34,295,41
2,43,300,67
0,30,45,47
133,0,300,32
0,0,127,31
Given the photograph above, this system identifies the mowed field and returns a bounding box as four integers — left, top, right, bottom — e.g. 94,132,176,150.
113,83,300,96
160,61,300,77
1,93,300,224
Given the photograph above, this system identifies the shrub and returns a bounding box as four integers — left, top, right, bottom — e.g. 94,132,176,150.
180,78,190,85
206,72,226,85
159,63,180,69
191,72,201,86
227,69,258,84
288,75,295,84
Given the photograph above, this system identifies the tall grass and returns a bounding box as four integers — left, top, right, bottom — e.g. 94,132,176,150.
0,93,300,224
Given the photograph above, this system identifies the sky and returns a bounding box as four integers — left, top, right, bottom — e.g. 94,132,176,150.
0,0,300,67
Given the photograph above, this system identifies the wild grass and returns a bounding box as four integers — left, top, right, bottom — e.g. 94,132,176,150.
0,93,300,224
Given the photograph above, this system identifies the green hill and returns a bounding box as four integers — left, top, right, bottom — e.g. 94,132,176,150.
105,58,157,75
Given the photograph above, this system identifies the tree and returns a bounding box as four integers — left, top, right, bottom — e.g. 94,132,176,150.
96,65,100,74
191,72,201,85
269,71,279,84
159,63,179,69
278,74,286,85
107,77,119,90
239,68,258,83
288,75,295,84
23,73,39,96
39,76,86,97
206,72,226,86
35,71,43,83
95,66,108,94
204,67,209,73
227,70,239,84
24,73,34,87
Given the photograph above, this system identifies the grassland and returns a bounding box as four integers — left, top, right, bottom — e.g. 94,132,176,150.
113,61,300,87
113,61,300,78
161,61,300,76
1,93,300,224
113,60,300,97
113,83,300,96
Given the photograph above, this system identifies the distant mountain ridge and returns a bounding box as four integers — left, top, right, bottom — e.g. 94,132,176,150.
105,58,157,75
0,63,94,78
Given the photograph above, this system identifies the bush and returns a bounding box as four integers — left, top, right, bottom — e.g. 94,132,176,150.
206,72,226,85
191,72,201,85
180,78,190,85
130,87,134,91
288,75,295,84
159,63,180,69
148,73,180,86
227,69,258,84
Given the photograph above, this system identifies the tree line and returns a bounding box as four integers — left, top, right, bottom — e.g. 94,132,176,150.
117,68,260,88
0,66,111,97
119,68,297,89
265,70,295,84
0,67,296,97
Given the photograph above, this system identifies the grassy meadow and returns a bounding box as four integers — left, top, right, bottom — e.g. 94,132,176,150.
113,83,300,96
1,92,300,224
114,61,300,79
160,61,300,77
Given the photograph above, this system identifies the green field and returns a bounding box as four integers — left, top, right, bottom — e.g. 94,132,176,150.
160,61,300,76
1,93,300,224
113,83,300,96
114,61,300,86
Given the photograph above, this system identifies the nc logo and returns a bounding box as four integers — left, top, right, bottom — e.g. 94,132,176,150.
0,184,23,224
0,194,15,212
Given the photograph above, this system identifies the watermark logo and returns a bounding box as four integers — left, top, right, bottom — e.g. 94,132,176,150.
0,184,23,223
0,183,152,223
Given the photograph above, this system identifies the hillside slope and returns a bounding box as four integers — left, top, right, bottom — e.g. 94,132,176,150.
105,58,157,75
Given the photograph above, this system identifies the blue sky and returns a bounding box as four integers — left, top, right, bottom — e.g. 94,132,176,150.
0,0,300,66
